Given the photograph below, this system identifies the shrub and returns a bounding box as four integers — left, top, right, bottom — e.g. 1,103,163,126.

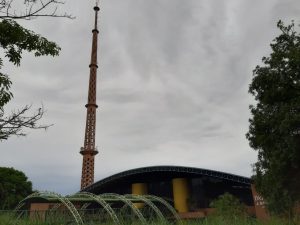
209,192,248,223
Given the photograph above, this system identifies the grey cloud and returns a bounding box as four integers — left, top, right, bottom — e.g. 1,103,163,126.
1,0,300,194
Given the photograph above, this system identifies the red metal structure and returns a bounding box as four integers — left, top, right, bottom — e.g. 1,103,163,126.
80,3,100,190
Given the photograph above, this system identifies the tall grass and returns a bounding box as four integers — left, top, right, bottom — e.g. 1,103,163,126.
0,212,298,225
189,217,294,225
0,211,77,225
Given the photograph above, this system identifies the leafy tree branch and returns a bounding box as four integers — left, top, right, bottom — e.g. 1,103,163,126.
0,0,72,141
0,19,61,66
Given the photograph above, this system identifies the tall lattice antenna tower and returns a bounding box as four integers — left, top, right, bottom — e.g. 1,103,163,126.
80,2,100,190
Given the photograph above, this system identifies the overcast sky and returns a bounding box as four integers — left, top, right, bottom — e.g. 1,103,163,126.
1,0,300,195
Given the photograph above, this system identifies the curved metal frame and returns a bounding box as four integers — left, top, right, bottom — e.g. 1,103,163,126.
80,203,91,210
77,203,91,218
125,194,166,222
145,194,182,223
14,192,50,222
72,192,120,225
49,203,62,211
13,203,26,223
14,191,84,225
14,202,25,212
99,193,147,224
14,191,180,224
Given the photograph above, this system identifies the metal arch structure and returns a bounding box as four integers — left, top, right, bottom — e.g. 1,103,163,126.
49,203,62,211
99,193,147,225
14,192,181,224
14,192,46,211
80,203,91,210
145,194,182,223
78,203,91,218
124,194,166,222
14,191,84,225
14,202,25,212
72,192,120,225
13,202,26,222
14,192,48,221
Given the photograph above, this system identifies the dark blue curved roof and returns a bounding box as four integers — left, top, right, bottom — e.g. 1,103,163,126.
83,165,252,193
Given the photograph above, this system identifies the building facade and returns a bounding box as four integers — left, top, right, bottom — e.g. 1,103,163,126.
83,165,256,217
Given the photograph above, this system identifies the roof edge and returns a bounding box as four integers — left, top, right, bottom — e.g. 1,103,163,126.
83,165,252,192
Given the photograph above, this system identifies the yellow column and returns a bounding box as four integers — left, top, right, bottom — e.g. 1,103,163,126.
132,183,148,208
172,178,190,213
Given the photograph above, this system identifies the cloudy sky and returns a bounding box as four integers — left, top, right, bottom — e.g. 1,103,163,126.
1,0,300,195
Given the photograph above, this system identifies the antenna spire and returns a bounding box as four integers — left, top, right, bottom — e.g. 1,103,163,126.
93,1,100,31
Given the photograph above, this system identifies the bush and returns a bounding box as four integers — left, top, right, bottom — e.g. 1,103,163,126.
209,193,248,223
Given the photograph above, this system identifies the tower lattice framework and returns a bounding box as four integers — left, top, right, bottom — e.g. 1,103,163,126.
80,4,100,190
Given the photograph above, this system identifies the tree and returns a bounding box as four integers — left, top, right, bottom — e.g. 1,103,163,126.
0,167,33,209
0,0,73,140
247,20,300,215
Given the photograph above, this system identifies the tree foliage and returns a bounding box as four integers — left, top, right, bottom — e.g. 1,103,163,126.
0,0,71,141
0,19,61,66
0,167,33,210
0,63,12,108
247,20,300,215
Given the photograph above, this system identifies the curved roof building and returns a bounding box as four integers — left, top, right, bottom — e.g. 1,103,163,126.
20,166,264,222
83,166,254,215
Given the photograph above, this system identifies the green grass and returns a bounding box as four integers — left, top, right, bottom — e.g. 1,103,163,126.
0,212,298,225
188,217,293,225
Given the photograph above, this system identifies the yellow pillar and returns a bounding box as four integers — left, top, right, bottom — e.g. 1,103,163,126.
132,183,148,208
172,178,190,213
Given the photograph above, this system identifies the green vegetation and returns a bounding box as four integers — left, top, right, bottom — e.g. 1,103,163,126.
0,19,60,67
1,193,298,224
247,20,300,215
209,193,248,223
190,217,295,225
0,212,296,225
0,167,32,210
